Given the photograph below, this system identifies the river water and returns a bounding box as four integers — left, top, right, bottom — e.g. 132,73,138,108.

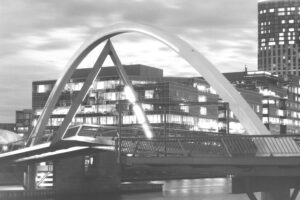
55,178,257,200
3,178,300,200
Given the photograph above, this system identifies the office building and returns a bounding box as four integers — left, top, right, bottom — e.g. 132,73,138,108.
225,70,300,134
32,65,263,139
258,0,300,75
15,109,33,138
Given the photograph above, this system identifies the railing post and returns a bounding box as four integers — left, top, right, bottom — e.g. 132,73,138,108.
247,192,258,200
291,187,300,200
115,136,121,164
221,138,232,157
164,107,167,156
133,140,140,157
177,139,188,157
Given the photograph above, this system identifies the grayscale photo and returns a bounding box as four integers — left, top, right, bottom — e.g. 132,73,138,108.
0,0,300,200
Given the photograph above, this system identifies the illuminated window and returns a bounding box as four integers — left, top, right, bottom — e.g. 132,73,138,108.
193,83,207,92
76,117,83,123
269,8,274,12
85,117,92,124
98,104,116,114
277,109,284,117
147,114,161,124
180,105,189,113
262,99,268,104
96,80,120,90
182,116,194,125
145,90,154,99
123,115,137,124
262,108,268,114
269,42,276,46
230,111,234,119
289,19,295,23
37,84,52,93
92,117,98,124
229,122,245,134
262,117,269,123
198,95,207,102
289,28,295,32
256,105,260,113
200,107,207,115
198,118,218,132
142,104,153,111
104,92,117,101
99,116,116,125
168,114,183,124
84,155,95,173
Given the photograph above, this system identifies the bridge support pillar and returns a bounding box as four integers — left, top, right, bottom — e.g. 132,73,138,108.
53,150,120,195
261,189,290,200
25,163,36,191
232,176,300,200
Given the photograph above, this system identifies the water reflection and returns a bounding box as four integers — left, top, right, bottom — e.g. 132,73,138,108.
123,178,249,200
6,178,300,200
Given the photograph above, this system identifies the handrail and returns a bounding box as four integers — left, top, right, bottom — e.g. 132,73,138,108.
119,135,300,158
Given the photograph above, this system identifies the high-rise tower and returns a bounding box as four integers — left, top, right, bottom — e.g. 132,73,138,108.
258,0,300,75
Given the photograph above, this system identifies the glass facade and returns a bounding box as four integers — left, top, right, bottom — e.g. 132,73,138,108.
32,65,225,138
15,109,32,138
31,65,279,137
258,0,300,75
225,70,300,134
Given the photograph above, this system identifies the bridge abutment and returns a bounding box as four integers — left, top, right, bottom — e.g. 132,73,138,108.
261,189,290,200
25,164,36,190
20,150,121,196
53,150,120,194
232,176,300,200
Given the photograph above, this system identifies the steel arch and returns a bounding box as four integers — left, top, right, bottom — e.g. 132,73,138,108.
28,22,270,146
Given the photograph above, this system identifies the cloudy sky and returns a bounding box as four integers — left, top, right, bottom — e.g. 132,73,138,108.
0,0,258,122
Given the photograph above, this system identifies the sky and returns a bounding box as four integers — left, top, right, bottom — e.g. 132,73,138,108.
0,0,258,122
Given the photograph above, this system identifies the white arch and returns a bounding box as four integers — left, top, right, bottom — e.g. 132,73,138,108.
28,22,270,145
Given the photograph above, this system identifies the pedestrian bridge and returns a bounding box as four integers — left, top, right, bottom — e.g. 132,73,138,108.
1,22,300,200
1,124,300,167
1,125,300,200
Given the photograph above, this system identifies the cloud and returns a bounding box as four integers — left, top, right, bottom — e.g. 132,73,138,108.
0,0,258,122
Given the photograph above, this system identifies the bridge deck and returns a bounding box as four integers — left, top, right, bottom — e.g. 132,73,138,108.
1,129,300,171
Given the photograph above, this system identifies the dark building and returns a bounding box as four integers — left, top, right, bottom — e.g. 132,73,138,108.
0,123,15,132
258,0,300,75
15,109,33,138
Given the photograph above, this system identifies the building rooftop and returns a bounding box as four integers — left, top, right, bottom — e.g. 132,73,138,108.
33,64,163,84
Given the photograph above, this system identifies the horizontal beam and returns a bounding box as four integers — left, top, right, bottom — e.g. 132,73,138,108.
126,156,300,167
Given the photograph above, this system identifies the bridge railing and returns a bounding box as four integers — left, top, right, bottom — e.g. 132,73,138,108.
118,135,300,158
0,134,53,154
0,138,27,153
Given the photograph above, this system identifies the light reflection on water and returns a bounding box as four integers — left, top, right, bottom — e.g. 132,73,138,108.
3,178,300,200
121,178,249,200
65,178,250,200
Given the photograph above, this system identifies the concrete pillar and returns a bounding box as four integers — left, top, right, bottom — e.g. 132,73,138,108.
261,189,290,200
25,164,36,191
54,151,120,194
